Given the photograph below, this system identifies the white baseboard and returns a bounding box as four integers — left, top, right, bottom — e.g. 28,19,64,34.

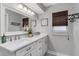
47,50,57,56
47,50,69,56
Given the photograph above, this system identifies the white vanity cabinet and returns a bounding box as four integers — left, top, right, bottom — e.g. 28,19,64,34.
0,34,48,56
16,36,47,56
35,39,43,56
16,43,35,56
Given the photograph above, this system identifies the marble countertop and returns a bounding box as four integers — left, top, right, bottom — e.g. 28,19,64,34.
0,33,48,52
0,31,27,36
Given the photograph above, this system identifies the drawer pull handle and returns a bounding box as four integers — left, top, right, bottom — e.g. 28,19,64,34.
26,47,31,51
39,41,41,43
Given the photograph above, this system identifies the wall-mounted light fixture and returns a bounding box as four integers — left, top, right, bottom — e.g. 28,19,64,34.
18,4,35,16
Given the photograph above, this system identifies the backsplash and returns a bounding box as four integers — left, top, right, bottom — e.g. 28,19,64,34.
0,33,28,44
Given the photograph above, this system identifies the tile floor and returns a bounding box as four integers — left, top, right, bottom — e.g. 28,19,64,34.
45,53,56,56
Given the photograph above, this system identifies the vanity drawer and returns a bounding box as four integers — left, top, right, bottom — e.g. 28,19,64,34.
16,43,35,56
24,52,31,56
36,39,42,45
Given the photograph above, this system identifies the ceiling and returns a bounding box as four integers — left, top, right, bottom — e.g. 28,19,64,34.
24,3,57,15
43,3,57,7
24,3,45,15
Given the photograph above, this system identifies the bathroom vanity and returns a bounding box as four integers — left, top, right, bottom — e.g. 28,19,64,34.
0,4,48,56
0,33,48,56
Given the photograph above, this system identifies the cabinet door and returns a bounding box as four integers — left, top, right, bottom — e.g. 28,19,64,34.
16,43,35,56
31,49,38,56
42,36,48,55
36,39,43,56
37,46,43,56
31,47,42,56
24,48,41,56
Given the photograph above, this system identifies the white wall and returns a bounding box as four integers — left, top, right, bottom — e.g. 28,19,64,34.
0,4,6,34
0,3,1,32
36,3,74,55
72,3,79,13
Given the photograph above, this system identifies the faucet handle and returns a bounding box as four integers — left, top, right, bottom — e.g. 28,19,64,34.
10,37,12,42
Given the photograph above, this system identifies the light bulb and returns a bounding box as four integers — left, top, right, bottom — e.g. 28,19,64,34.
18,4,23,9
27,9,32,13
24,7,27,11
31,12,35,15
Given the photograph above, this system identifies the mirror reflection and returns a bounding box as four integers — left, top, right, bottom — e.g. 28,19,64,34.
5,9,29,32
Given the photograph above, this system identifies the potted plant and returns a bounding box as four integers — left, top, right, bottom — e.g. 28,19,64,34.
28,27,33,37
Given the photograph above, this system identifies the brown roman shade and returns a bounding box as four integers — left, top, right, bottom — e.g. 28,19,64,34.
52,10,68,26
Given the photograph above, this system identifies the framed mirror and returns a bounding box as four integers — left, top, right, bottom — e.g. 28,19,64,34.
5,8,29,32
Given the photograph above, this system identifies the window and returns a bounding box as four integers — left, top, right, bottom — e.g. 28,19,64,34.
52,10,68,33
53,26,67,32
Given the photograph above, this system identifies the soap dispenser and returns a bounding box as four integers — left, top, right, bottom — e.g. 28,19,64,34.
0,36,1,44
1,33,6,43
